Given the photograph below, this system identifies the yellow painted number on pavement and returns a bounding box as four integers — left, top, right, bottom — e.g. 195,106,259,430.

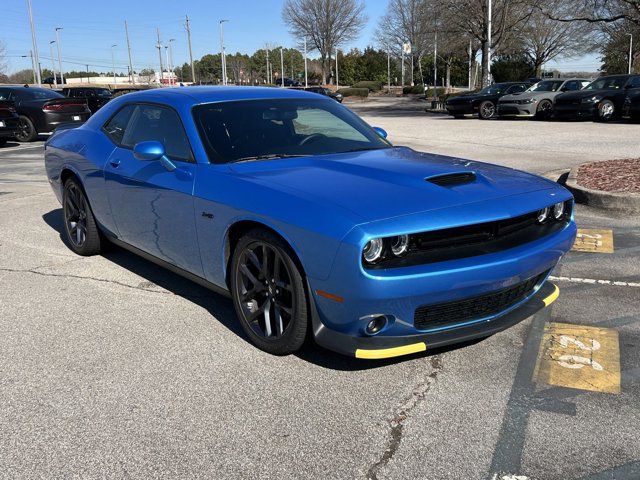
572,228,614,253
534,322,620,393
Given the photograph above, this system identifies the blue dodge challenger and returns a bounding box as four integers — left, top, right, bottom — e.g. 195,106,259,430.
44,87,576,359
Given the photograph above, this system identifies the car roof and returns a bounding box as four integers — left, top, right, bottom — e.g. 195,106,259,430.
113,86,323,107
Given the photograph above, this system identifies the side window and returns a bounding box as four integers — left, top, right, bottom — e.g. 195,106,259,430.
507,84,526,94
102,104,135,145
563,81,579,91
627,76,640,89
121,104,193,162
0,89,11,101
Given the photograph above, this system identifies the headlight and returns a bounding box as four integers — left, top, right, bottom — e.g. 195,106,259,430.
581,95,599,103
552,202,565,219
518,98,535,104
537,207,550,223
363,238,384,264
390,235,409,256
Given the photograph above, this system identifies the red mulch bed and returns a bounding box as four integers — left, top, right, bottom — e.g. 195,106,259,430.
577,158,640,193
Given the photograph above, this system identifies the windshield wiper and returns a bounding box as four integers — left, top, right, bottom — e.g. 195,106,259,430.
231,153,311,163
338,146,391,154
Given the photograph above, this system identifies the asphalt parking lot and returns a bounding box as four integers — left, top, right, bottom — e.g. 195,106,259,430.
0,102,638,479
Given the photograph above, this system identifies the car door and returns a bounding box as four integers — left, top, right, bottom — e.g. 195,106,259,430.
103,102,203,276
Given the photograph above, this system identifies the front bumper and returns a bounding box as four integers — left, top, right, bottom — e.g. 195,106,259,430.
313,282,559,359
0,117,19,138
553,102,596,118
497,103,535,117
445,103,474,116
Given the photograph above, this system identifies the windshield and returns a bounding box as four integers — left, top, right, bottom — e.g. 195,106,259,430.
528,80,564,92
193,98,391,163
584,77,626,90
92,89,112,97
23,88,65,100
478,84,505,95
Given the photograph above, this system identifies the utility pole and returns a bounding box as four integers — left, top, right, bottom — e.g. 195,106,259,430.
55,27,64,84
111,44,117,86
164,46,170,85
280,47,284,87
184,16,196,84
304,37,308,88
265,47,270,84
387,51,391,93
483,0,492,87
125,20,135,85
628,33,634,75
156,28,164,86
86,64,89,83
26,0,42,85
49,41,57,87
168,39,176,85
219,20,229,85
468,39,472,90
433,32,438,96
335,49,339,90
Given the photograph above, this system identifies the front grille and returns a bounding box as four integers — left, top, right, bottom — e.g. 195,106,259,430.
414,270,548,330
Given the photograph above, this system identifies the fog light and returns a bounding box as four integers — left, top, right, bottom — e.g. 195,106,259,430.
366,315,387,335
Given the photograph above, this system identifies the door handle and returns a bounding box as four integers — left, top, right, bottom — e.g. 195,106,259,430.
109,159,121,168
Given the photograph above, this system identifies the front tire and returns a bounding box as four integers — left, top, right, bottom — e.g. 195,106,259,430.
596,100,615,122
230,229,308,355
15,116,37,142
536,99,553,119
478,101,496,119
62,178,102,256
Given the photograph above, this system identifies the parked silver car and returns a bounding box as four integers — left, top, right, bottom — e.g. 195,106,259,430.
497,78,591,119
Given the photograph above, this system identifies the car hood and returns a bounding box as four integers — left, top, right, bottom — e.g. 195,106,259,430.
500,91,553,102
230,147,557,224
446,93,486,104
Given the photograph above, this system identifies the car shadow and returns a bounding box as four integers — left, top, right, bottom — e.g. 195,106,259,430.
43,208,484,371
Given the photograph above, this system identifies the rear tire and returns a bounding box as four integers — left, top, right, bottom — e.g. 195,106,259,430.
230,229,308,355
62,178,102,256
478,101,496,119
596,100,615,122
15,116,37,142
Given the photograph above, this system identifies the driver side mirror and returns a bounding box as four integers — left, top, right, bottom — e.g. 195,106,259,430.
133,141,176,172
373,127,388,139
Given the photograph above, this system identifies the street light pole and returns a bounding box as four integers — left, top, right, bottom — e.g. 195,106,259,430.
304,37,308,88
219,20,229,85
185,16,196,84
111,44,117,86
484,0,492,87
49,41,57,87
280,47,284,87
628,33,634,75
125,20,135,85
55,27,64,84
387,51,391,93
168,39,176,85
156,28,164,86
25,0,42,85
335,49,339,90
164,46,171,86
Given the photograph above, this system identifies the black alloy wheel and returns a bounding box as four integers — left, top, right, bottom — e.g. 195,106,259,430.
536,99,553,119
15,116,37,142
478,101,496,119
62,178,102,255
231,229,307,355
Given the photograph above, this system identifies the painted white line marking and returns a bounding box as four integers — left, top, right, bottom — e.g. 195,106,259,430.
549,275,640,288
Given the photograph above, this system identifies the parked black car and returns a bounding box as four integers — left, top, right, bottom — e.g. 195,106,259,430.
304,86,343,102
61,87,113,113
623,88,640,120
553,74,640,121
444,82,531,119
0,86,91,142
0,100,20,146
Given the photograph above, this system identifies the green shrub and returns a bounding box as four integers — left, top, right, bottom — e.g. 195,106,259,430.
402,84,427,95
352,80,383,92
337,87,369,98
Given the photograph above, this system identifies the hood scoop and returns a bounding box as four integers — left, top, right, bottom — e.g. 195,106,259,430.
425,171,477,187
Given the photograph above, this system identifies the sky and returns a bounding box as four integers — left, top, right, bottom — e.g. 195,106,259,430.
2,0,600,76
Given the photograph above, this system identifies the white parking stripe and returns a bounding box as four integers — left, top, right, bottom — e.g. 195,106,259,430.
549,275,640,288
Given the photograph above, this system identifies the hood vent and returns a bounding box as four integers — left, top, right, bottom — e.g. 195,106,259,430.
426,172,477,187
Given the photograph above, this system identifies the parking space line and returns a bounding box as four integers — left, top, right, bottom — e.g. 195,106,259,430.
534,322,621,394
549,275,640,288
572,228,614,253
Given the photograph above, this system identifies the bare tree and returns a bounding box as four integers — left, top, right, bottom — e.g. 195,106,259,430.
523,1,596,75
376,0,430,68
0,41,7,78
282,0,368,83
441,0,533,86
535,0,640,25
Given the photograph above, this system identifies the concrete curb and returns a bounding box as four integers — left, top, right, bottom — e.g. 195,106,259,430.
565,164,640,213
